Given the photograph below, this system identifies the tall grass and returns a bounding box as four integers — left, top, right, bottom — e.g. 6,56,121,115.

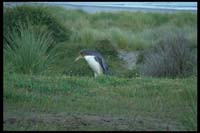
70,28,109,45
181,89,197,130
3,5,197,78
139,26,196,78
3,5,71,43
175,77,197,130
4,21,58,75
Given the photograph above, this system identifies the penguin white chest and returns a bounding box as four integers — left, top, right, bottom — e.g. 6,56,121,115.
84,56,103,74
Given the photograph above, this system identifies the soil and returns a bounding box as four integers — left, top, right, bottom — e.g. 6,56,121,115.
4,112,183,131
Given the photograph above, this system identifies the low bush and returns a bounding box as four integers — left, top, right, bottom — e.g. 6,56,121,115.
139,28,195,78
94,39,118,58
4,22,58,75
3,5,71,45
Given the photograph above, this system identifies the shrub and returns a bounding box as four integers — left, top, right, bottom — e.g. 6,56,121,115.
94,39,118,58
139,28,196,78
4,22,58,75
3,5,71,45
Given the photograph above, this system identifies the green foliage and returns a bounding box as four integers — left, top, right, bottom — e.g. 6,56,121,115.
94,39,118,58
70,28,99,45
53,42,95,76
108,27,130,49
3,5,197,131
4,22,58,75
54,39,120,77
122,68,139,78
169,12,197,27
3,5,71,44
178,81,197,130
46,6,88,23
90,11,170,31
4,73,197,131
70,28,112,46
3,5,197,78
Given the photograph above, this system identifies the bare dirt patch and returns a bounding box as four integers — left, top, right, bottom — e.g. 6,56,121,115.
4,112,183,131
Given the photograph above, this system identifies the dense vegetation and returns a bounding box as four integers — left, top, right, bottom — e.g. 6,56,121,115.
4,73,197,131
3,5,197,131
3,5,197,77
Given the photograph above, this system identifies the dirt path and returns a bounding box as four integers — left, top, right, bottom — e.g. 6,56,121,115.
4,112,184,131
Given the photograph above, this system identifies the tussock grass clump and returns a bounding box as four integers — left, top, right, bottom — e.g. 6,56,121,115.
4,22,58,75
4,5,71,44
139,27,196,78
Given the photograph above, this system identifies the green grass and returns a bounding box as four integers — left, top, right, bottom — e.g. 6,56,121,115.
4,21,58,75
3,5,197,131
3,73,197,131
4,6,197,51
3,5,71,43
3,5,197,77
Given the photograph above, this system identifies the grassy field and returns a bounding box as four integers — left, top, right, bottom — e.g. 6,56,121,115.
3,72,197,131
3,5,197,131
3,5,197,77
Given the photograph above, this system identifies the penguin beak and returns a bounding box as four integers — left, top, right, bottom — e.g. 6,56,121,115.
75,55,82,62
